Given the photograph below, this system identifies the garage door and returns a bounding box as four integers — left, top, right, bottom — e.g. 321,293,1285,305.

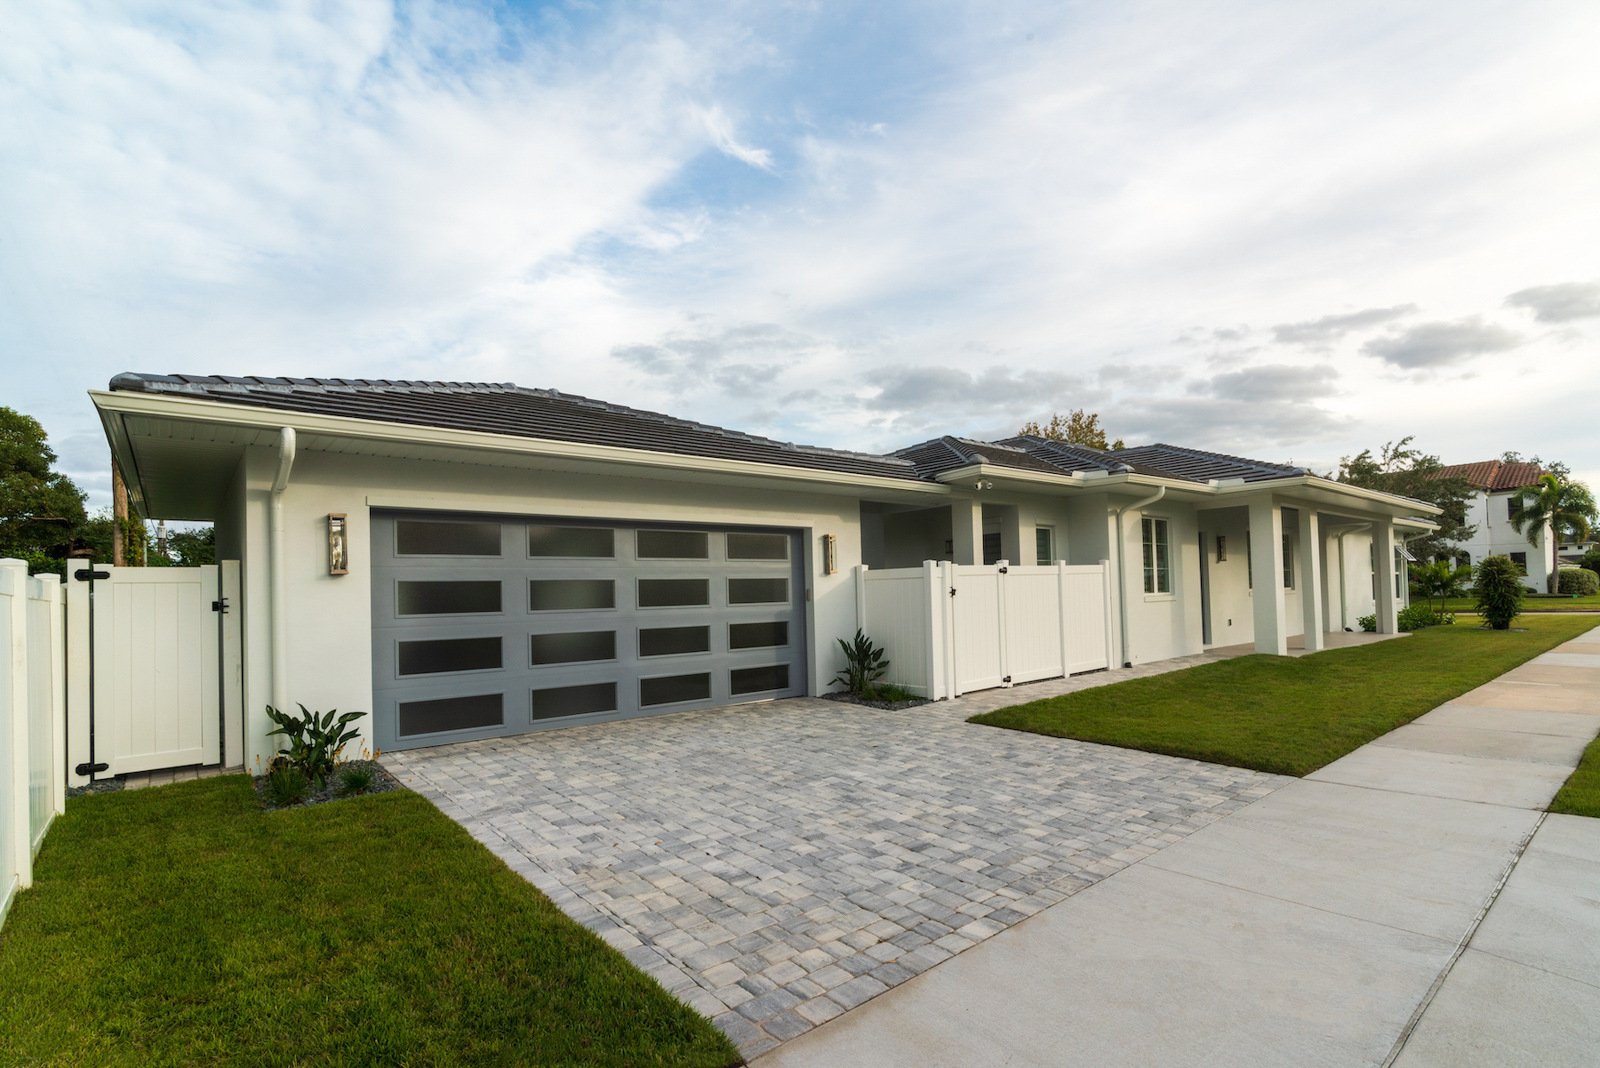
371,512,807,751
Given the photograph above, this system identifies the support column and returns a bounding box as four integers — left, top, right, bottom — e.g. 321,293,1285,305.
1298,509,1325,652
950,499,984,565
994,505,1026,565
1375,522,1399,634
1249,499,1288,655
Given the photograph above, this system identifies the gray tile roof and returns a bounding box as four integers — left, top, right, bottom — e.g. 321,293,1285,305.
108,373,924,482
108,373,1318,490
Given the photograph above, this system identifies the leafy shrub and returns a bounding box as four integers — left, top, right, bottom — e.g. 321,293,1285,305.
1357,614,1377,633
832,630,889,696
1398,604,1454,631
1473,555,1526,630
1408,559,1470,611
263,761,309,807
1581,546,1600,578
1557,567,1599,596
336,763,378,797
265,704,366,787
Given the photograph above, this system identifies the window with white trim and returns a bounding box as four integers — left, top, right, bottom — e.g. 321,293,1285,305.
1035,526,1056,566
1282,533,1295,589
1142,517,1171,594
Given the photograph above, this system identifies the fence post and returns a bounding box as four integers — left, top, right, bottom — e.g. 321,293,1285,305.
1057,561,1072,678
922,560,943,700
854,564,869,636
65,561,95,788
996,561,1011,687
941,561,959,698
39,575,67,818
1,559,31,893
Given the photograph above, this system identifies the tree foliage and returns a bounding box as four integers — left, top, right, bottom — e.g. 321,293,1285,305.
1335,436,1475,562
1473,555,1525,630
1409,559,1470,613
1019,409,1124,450
151,525,216,567
0,406,88,574
1509,473,1597,594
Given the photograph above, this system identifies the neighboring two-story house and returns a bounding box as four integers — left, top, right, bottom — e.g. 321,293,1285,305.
1435,459,1552,592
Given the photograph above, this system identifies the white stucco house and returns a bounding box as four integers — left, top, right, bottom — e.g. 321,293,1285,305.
91,374,1438,771
1432,460,1552,592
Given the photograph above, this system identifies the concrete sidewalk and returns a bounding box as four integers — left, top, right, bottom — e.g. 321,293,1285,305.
757,624,1600,1067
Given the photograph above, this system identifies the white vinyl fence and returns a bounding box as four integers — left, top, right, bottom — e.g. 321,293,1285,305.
856,559,1115,701
0,559,67,929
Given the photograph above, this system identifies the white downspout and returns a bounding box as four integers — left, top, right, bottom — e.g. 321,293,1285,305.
270,427,297,719
1109,486,1166,667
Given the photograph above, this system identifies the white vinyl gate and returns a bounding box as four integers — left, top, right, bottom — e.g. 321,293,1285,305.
858,560,1115,700
66,561,241,784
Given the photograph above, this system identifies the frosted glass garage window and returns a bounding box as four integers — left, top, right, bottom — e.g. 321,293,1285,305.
637,578,710,608
726,532,788,560
636,529,709,559
729,621,788,649
731,664,789,695
728,577,788,605
527,525,614,558
530,631,616,666
531,682,617,721
397,693,503,737
639,625,710,658
396,519,502,556
640,672,712,707
397,636,501,676
397,581,502,615
529,579,614,612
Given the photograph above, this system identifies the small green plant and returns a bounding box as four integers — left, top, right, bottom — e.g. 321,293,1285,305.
1473,555,1526,630
1409,559,1471,614
1357,614,1377,633
1398,604,1453,631
1557,567,1599,596
832,629,889,696
263,761,310,807
265,704,367,787
336,763,378,797
868,682,917,703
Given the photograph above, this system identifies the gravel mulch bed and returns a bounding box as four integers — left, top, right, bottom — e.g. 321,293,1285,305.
255,760,406,810
66,779,125,798
820,689,932,711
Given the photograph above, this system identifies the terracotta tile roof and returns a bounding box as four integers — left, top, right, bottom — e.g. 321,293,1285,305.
1433,460,1545,492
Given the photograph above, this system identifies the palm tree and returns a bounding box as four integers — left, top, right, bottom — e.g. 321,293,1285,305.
1510,474,1598,593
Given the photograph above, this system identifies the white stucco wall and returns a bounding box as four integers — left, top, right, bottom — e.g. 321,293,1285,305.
229,446,868,768
1455,490,1552,591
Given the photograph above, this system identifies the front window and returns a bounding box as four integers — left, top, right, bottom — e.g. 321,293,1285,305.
1142,517,1171,594
1282,533,1295,589
1510,551,1528,575
1035,526,1055,566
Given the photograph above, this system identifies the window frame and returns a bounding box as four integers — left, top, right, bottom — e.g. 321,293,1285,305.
1035,525,1056,566
1141,516,1172,596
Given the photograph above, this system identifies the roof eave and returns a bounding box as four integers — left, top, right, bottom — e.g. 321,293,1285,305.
89,389,946,501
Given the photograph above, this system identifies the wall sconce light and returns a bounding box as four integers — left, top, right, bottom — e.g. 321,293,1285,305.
821,533,837,575
1216,535,1227,562
328,513,349,576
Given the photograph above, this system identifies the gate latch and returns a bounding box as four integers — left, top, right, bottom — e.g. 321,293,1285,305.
211,597,229,613
74,569,111,582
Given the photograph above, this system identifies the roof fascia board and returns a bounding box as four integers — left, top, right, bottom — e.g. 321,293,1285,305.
89,389,948,499
96,407,149,515
1212,474,1443,516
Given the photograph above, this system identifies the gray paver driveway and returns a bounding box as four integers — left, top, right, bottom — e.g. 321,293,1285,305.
386,659,1286,1059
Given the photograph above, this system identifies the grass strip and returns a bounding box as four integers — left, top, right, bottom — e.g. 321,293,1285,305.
970,616,1598,777
0,777,739,1068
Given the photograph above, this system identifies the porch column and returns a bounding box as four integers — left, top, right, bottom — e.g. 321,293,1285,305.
1298,509,1325,652
1375,522,1399,634
950,498,984,565
1249,498,1288,655
994,505,1026,565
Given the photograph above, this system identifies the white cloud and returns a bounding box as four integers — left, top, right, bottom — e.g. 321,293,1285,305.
1361,318,1524,369
1505,281,1600,323
697,104,776,171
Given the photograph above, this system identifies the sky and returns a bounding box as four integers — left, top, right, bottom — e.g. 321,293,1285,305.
3,0,1598,511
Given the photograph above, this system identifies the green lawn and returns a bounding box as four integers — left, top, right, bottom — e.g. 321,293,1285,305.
0,778,739,1068
1432,593,1600,613
1551,734,1600,818
970,616,1598,777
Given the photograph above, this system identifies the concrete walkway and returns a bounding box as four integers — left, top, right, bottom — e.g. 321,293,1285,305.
759,624,1600,1067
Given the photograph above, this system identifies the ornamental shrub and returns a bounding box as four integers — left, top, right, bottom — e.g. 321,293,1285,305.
1473,556,1525,630
1581,546,1600,578
1357,614,1377,633
1557,567,1599,596
1398,604,1454,631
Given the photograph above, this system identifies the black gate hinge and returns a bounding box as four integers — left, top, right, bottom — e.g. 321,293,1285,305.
74,569,111,582
949,587,958,597
998,566,1009,574
211,597,229,613
1002,675,1013,683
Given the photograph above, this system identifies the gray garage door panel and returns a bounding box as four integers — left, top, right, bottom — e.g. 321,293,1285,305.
371,512,807,750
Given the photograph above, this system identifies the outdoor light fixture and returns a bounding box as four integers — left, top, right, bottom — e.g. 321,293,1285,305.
975,479,994,491
327,513,349,576
1216,535,1227,562
822,533,837,575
